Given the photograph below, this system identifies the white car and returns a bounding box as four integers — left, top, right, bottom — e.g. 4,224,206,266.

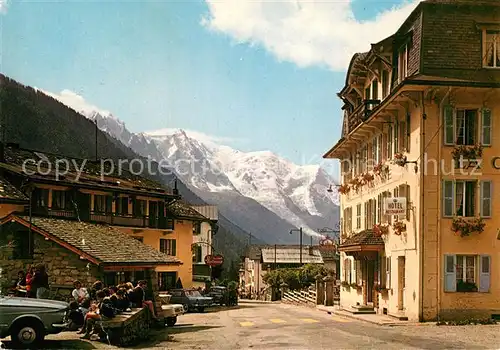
158,294,184,327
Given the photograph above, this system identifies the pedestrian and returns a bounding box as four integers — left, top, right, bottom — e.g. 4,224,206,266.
32,264,50,299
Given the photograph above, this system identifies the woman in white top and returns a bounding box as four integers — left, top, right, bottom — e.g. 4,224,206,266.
72,280,90,312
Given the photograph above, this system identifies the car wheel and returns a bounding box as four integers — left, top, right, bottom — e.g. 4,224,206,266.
11,320,45,349
166,317,177,327
183,304,189,313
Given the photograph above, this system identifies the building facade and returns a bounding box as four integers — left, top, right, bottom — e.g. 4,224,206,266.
191,205,219,288
324,0,500,321
0,145,208,291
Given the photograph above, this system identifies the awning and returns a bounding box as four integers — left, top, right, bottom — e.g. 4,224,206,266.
339,230,384,259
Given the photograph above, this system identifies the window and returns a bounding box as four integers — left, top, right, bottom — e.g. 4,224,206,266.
444,254,491,292
343,207,352,233
94,195,112,213
52,190,72,210
385,256,391,289
372,136,380,166
393,120,399,154
356,204,361,229
442,180,479,217
33,188,49,208
382,70,389,98
133,199,146,217
116,197,129,215
398,44,408,82
377,194,382,224
443,107,493,146
484,30,500,68
365,86,371,100
193,222,201,235
192,244,203,263
158,272,177,291
387,125,393,159
371,79,378,101
343,258,352,283
160,238,176,256
132,236,143,243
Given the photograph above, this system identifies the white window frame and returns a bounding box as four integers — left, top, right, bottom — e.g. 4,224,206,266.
456,255,476,284
356,204,361,229
483,29,500,68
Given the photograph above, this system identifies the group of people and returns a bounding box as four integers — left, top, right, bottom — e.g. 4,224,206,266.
11,264,50,299
67,279,157,341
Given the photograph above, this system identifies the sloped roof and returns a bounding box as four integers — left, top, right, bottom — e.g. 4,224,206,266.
167,201,207,221
0,177,28,202
1,146,176,198
3,215,181,265
261,246,323,264
340,230,384,247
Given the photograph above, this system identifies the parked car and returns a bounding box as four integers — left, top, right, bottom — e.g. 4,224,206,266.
168,289,213,312
158,293,184,327
206,286,228,306
0,296,69,348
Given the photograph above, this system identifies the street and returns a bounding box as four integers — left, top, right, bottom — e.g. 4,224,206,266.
16,300,500,349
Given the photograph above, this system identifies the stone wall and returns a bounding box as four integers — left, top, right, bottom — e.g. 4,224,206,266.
0,230,99,291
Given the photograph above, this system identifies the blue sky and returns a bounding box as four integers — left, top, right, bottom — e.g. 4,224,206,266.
0,0,417,174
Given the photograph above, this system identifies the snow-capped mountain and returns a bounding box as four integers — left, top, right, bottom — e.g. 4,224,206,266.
47,93,340,242
88,111,339,239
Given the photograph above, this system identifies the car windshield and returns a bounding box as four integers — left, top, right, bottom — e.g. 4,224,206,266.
186,290,202,297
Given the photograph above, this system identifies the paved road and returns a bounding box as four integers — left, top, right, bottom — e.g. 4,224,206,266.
8,300,500,349
142,300,500,349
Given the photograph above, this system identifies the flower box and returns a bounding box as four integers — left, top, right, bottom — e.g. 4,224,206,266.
373,163,389,178
350,283,362,290
457,281,478,293
451,217,485,237
373,223,389,237
392,221,406,235
349,178,363,192
451,145,483,161
392,153,407,167
362,173,375,185
338,184,350,195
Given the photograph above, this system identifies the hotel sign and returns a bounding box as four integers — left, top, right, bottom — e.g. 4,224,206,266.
384,197,406,216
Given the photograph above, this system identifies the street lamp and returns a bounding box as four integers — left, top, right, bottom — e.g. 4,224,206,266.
289,227,303,265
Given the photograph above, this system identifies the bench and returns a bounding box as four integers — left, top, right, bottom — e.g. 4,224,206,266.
98,307,152,346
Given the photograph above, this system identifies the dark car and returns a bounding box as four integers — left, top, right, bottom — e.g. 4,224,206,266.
206,286,228,306
168,289,213,312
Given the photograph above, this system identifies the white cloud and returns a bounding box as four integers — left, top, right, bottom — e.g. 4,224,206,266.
201,0,420,71
41,89,111,116
0,0,8,14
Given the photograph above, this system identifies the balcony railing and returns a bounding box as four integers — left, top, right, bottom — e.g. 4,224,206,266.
27,206,174,230
347,99,381,132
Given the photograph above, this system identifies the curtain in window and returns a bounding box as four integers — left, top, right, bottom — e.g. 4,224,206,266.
455,182,464,216
486,32,495,66
465,256,475,283
455,110,465,145
456,255,464,282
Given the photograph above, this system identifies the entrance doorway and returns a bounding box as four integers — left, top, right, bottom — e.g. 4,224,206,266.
398,256,406,310
367,260,375,303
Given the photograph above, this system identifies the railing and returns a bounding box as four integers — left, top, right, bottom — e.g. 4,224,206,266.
282,287,317,306
28,207,174,230
347,99,381,132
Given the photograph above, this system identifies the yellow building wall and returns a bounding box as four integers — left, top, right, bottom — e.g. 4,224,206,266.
424,89,500,320
0,204,25,217
118,220,194,289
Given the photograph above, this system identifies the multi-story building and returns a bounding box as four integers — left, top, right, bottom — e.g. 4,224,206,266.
190,205,219,288
0,145,208,291
323,0,500,321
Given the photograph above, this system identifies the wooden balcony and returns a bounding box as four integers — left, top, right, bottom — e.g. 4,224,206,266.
347,99,381,132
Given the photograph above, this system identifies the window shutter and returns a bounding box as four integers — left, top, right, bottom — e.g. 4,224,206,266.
405,112,411,152
479,255,491,293
444,254,457,292
352,260,357,285
380,256,386,288
406,185,411,221
172,240,177,256
481,108,492,146
443,180,454,217
444,105,454,145
347,259,351,284
386,257,391,289
480,180,492,218
356,261,362,286
343,259,348,282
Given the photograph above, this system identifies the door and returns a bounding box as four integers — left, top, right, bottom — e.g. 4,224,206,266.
76,191,90,221
367,260,375,303
149,201,158,227
398,256,406,310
